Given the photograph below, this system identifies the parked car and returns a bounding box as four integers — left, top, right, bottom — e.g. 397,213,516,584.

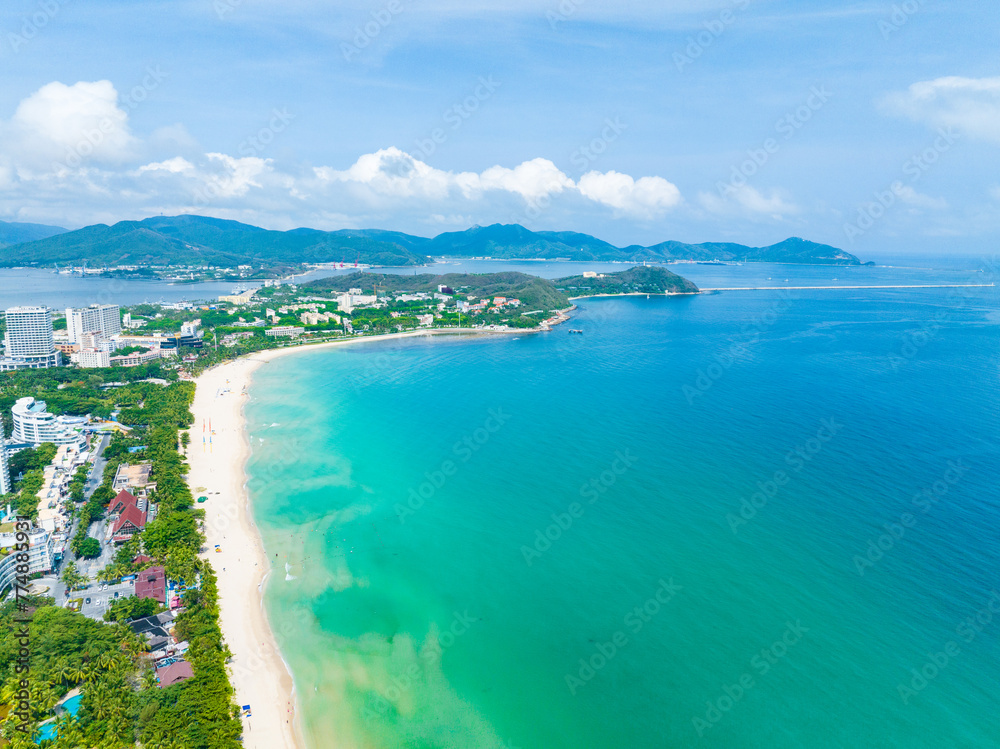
85,597,91,604
114,592,119,598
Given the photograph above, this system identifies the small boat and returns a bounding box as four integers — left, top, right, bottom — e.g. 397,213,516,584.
569,329,583,334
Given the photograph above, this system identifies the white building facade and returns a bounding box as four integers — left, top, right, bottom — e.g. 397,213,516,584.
73,349,111,368
0,439,10,496
11,398,84,447
0,306,61,371
0,527,55,596
66,304,121,344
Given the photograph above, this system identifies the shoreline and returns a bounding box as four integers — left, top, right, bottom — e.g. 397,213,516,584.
186,327,543,748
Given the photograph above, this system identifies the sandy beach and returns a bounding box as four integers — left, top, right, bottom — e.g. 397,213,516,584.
185,328,527,748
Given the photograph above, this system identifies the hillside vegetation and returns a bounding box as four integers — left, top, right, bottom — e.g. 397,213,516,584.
305,266,700,309
554,266,700,296
0,216,862,269
303,270,573,310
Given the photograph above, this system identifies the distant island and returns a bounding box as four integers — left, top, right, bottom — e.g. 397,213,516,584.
554,265,700,298
0,215,862,279
306,265,698,319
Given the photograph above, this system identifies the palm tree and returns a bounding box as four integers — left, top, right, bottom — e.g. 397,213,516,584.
87,684,114,721
68,664,88,684
29,681,57,712
52,659,74,685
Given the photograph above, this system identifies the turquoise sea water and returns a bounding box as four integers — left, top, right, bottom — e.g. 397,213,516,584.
244,264,1000,748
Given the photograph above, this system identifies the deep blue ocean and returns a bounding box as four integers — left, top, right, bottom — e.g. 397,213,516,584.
243,261,1000,748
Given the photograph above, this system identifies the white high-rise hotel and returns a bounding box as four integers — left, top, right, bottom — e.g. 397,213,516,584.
66,304,121,343
0,306,61,371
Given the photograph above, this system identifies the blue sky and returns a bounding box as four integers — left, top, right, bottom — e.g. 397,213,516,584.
0,0,997,257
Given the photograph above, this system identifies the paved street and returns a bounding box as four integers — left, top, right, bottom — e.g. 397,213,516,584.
70,578,136,619
46,433,145,619
61,433,112,580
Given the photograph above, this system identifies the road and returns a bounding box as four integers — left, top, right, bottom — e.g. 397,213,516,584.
56,433,111,596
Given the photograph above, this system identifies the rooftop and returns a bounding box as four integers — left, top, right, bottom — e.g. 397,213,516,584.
135,565,167,603
156,660,194,688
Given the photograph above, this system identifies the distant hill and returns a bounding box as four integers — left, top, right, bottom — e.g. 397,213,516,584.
0,215,862,268
0,220,67,248
303,270,572,311
304,265,700,310
414,224,858,265
0,215,426,268
555,266,700,296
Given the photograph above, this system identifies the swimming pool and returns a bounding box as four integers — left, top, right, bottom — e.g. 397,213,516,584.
35,693,83,742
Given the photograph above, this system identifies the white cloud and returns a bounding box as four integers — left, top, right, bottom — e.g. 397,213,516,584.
0,81,691,231
137,157,195,175
698,185,797,218
577,171,682,218
2,80,136,172
314,147,459,200
894,185,948,210
478,158,575,202
313,148,575,205
883,76,1000,143
202,153,272,199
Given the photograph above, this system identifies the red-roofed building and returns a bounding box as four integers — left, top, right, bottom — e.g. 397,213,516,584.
155,660,194,688
108,490,138,515
135,566,166,603
111,503,147,543
132,554,153,565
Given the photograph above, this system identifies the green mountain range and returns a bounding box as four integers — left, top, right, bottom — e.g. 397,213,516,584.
0,215,862,268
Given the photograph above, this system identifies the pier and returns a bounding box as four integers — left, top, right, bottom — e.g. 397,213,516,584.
700,283,995,292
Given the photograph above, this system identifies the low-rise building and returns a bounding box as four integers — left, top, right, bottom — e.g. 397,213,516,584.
266,326,304,338
218,289,257,305
112,463,153,493
74,349,111,368
111,503,147,543
156,660,194,688
300,311,341,326
221,332,255,347
109,349,162,368
135,565,167,603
